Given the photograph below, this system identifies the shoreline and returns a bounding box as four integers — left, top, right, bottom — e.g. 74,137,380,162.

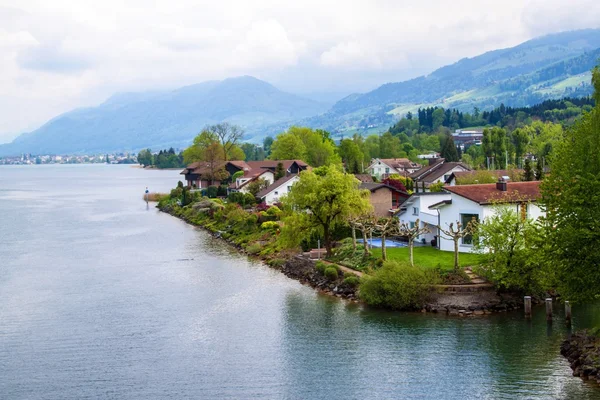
156,201,530,315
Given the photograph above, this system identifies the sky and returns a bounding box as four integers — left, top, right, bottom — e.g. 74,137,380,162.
1,0,599,143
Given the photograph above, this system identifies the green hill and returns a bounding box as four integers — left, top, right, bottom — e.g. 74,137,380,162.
305,29,600,136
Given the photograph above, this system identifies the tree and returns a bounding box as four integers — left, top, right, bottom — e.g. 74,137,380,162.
270,133,307,161
137,149,153,167
183,130,218,164
540,67,600,303
473,206,548,293
274,162,285,180
440,134,459,162
374,217,397,261
535,159,544,180
394,219,430,266
523,159,534,181
204,142,229,184
438,219,476,272
210,123,244,161
338,139,364,173
246,178,270,197
286,165,371,257
263,136,274,157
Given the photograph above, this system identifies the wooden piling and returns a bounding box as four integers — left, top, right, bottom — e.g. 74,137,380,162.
524,296,532,318
565,301,572,324
545,298,553,322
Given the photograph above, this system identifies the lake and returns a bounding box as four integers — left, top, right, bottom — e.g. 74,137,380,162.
1,164,599,399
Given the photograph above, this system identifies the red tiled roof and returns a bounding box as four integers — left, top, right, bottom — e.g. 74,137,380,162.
354,174,374,183
378,158,421,170
444,181,541,205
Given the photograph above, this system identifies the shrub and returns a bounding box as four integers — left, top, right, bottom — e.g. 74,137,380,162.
217,185,228,197
268,258,286,268
265,205,282,217
324,267,339,281
343,275,360,288
206,186,218,198
315,261,327,274
246,243,262,255
170,187,183,199
261,221,279,231
359,261,439,310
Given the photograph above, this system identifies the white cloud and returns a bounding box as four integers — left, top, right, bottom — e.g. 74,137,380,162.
0,0,598,140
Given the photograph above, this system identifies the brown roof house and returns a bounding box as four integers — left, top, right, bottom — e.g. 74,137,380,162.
428,180,544,253
181,159,308,190
366,158,422,179
409,158,471,192
360,182,410,217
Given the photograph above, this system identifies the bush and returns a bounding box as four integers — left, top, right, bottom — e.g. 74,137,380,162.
246,243,262,255
206,186,218,198
217,185,228,197
324,267,339,281
265,205,282,217
170,187,183,199
315,261,327,274
260,221,279,231
343,276,360,288
359,261,439,310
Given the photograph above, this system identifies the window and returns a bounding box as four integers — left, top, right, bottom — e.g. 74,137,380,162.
385,167,390,174
443,174,450,181
460,213,479,245
274,191,279,195
413,207,419,215
410,221,415,229
287,186,292,192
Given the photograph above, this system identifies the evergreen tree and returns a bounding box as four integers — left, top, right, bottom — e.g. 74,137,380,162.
275,162,285,180
440,135,459,162
523,159,534,181
535,159,544,180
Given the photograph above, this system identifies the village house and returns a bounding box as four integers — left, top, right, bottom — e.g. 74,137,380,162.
429,180,544,253
180,159,308,189
396,192,452,246
366,158,421,179
256,174,301,205
409,158,471,191
359,182,410,217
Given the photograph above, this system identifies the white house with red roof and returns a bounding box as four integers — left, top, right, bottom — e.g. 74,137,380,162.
366,158,421,179
256,174,301,205
429,180,544,253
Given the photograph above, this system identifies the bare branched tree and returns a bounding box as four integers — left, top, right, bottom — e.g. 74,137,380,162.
209,123,244,161
374,217,398,261
395,218,431,266
437,219,476,272
351,214,377,257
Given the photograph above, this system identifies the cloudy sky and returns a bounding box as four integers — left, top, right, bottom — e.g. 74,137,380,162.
1,0,599,143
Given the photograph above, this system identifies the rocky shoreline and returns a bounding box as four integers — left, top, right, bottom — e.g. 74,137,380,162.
561,330,600,384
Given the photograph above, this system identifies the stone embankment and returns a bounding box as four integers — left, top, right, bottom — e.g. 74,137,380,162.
561,330,600,384
281,257,358,301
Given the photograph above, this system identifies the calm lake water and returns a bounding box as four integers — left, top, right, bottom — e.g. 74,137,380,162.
1,164,599,400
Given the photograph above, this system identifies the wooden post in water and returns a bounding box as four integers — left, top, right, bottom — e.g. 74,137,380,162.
565,301,572,324
524,296,532,318
545,298,553,322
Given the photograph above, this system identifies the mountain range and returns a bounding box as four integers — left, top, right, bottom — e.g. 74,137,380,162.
1,29,599,156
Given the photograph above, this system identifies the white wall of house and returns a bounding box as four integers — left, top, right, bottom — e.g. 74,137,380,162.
397,193,451,246
367,160,397,179
436,196,545,253
261,176,299,205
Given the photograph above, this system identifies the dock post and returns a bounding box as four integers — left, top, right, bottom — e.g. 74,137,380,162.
565,301,572,324
545,298,553,322
524,296,532,318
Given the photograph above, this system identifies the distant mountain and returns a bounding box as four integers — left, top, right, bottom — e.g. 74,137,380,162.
0,76,327,156
304,29,600,136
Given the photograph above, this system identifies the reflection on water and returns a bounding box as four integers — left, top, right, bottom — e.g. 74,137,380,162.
0,165,599,399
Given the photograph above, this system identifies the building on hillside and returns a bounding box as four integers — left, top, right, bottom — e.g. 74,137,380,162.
396,192,452,246
445,169,524,186
452,129,484,149
359,182,410,217
180,159,308,189
256,174,301,205
366,158,421,179
409,158,471,192
429,180,544,253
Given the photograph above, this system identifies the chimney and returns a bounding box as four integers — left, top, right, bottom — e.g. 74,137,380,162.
496,178,507,191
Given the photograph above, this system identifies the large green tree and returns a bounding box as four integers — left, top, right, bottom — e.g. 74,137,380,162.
270,126,340,167
285,165,371,256
338,138,364,173
183,130,244,165
269,133,306,161
540,67,600,303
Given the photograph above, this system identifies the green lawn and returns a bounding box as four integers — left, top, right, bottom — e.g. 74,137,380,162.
371,246,483,272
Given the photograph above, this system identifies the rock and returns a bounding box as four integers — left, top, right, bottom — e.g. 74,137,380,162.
473,310,484,315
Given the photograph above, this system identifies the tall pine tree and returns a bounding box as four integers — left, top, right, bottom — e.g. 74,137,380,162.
523,159,534,181
440,134,459,162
